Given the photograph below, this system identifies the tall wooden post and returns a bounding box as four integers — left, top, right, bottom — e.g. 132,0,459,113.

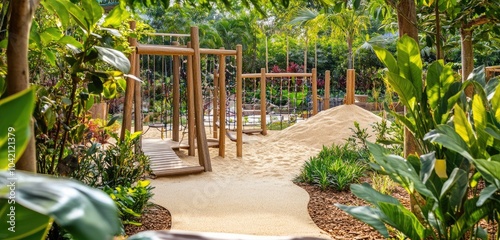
218,52,226,157
260,68,267,135
212,56,220,139
191,26,211,171
172,41,180,142
312,68,318,115
346,69,355,105
134,49,142,138
324,70,330,110
121,21,136,140
236,44,243,157
187,42,195,156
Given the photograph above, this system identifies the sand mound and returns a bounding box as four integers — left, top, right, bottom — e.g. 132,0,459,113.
266,105,382,150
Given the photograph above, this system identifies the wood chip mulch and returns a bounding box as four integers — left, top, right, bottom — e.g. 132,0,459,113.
296,181,410,240
125,203,172,236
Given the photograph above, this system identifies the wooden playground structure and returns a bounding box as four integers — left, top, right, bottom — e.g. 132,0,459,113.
121,24,353,177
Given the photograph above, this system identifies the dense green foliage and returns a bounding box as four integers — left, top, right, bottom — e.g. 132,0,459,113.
338,35,500,240
296,143,368,191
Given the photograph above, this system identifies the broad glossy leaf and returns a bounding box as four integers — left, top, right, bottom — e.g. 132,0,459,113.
0,88,35,169
472,95,487,132
427,61,455,117
485,78,499,100
58,0,89,31
474,159,500,187
95,46,131,73
386,72,418,112
492,84,500,122
454,104,477,153
81,0,104,29
43,49,57,66
0,171,120,239
85,95,95,111
40,27,63,45
335,205,389,238
103,4,130,27
420,152,436,183
450,198,493,239
350,183,400,207
467,66,486,87
0,199,51,240
378,202,427,240
103,81,117,99
397,35,423,101
424,125,474,162
477,184,498,206
58,35,83,52
41,0,70,28
373,46,398,74
440,168,468,210
117,78,127,91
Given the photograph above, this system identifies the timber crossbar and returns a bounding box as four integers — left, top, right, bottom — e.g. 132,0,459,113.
136,44,237,56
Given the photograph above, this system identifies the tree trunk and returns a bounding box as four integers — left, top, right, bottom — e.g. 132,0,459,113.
7,0,40,172
347,35,353,69
397,0,418,41
435,0,444,60
304,34,308,73
460,26,474,81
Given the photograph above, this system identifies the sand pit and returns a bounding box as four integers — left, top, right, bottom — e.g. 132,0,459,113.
145,105,383,238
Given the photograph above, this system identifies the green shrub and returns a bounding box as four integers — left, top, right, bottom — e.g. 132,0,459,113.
296,143,367,191
105,180,155,226
71,130,151,189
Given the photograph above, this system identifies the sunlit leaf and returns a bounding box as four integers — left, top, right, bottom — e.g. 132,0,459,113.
0,88,35,169
95,46,131,73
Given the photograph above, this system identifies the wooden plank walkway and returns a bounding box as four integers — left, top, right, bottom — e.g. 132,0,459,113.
142,139,204,177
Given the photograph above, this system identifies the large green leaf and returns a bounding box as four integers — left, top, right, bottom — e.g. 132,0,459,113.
439,168,468,210
81,0,104,29
0,88,35,170
102,3,130,27
335,205,389,238
58,0,89,32
474,159,500,188
492,83,500,122
450,198,495,239
453,104,478,155
426,61,455,112
367,142,436,200
420,151,436,183
477,184,498,206
424,125,474,162
0,199,51,240
472,95,487,133
95,46,131,73
0,171,121,239
373,45,398,74
350,183,400,207
378,202,428,240
386,71,418,112
396,35,423,101
41,0,70,28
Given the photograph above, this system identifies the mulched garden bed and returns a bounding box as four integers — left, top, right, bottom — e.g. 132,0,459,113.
296,181,410,240
125,203,172,236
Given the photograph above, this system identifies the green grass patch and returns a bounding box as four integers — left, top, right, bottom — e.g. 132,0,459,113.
295,143,368,191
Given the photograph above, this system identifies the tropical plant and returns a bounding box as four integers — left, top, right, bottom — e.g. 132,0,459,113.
374,35,463,157
0,88,121,240
105,180,155,226
336,35,500,240
296,143,367,191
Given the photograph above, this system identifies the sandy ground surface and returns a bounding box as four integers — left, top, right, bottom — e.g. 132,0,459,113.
142,105,382,238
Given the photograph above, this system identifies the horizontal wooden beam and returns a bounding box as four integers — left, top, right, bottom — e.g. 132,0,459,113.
145,32,191,37
136,43,195,55
242,72,313,79
200,48,237,56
